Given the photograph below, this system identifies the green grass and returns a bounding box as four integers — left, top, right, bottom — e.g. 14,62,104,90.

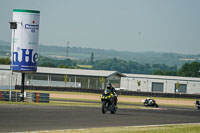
0,101,51,106
77,64,93,69
1,90,196,109
3,90,100,96
26,90,100,96
29,124,200,133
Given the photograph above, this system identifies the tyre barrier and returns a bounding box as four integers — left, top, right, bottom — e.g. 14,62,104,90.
0,91,21,102
0,91,49,103
31,93,50,103
25,92,49,103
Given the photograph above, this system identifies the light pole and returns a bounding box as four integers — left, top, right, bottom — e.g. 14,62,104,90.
9,21,17,101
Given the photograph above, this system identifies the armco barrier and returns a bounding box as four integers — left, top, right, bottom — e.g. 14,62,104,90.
15,85,200,99
0,91,49,103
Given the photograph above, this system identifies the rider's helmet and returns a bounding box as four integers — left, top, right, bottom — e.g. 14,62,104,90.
106,83,112,90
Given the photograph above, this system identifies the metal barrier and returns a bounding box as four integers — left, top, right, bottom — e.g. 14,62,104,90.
0,91,49,103
15,85,200,99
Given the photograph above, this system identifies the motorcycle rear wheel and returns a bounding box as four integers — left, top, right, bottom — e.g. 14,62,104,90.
155,104,159,108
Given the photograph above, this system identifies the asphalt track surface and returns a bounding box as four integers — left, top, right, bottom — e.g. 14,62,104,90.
0,104,200,132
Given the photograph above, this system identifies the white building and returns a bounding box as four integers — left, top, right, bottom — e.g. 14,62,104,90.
0,65,124,90
121,74,200,94
1,64,200,94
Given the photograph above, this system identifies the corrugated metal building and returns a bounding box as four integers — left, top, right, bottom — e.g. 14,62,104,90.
0,65,124,89
1,65,200,94
121,74,200,94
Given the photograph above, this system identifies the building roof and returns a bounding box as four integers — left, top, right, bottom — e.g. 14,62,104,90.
0,65,125,77
0,65,10,70
123,73,200,82
0,64,199,80
37,67,125,77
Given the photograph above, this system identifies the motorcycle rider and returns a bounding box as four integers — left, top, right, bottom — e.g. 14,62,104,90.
145,98,155,105
195,99,200,109
196,99,200,105
147,97,153,104
106,83,118,106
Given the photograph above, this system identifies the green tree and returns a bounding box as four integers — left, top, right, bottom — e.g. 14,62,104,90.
137,80,141,87
178,62,200,77
153,70,177,76
39,62,55,67
0,58,10,65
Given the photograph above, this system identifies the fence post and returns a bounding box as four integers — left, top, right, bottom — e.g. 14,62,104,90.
21,73,25,102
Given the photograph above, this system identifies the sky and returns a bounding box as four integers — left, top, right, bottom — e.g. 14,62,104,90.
0,0,200,54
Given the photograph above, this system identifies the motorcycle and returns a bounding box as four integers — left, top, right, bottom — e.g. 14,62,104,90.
100,88,117,114
142,98,159,108
195,100,200,109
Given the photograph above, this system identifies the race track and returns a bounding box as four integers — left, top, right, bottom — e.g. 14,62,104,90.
0,104,200,132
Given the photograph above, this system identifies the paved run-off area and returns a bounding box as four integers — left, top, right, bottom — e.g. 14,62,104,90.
0,104,200,132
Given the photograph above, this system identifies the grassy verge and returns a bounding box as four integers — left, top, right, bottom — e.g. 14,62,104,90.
0,101,51,106
0,101,98,107
1,90,196,108
30,124,200,133
4,90,100,96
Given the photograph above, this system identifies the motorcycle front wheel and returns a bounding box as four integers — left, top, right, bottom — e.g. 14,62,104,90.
102,101,107,114
111,111,116,114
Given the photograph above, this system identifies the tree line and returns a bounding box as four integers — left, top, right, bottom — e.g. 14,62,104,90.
0,57,199,77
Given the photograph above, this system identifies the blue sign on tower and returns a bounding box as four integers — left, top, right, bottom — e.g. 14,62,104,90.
11,9,40,72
